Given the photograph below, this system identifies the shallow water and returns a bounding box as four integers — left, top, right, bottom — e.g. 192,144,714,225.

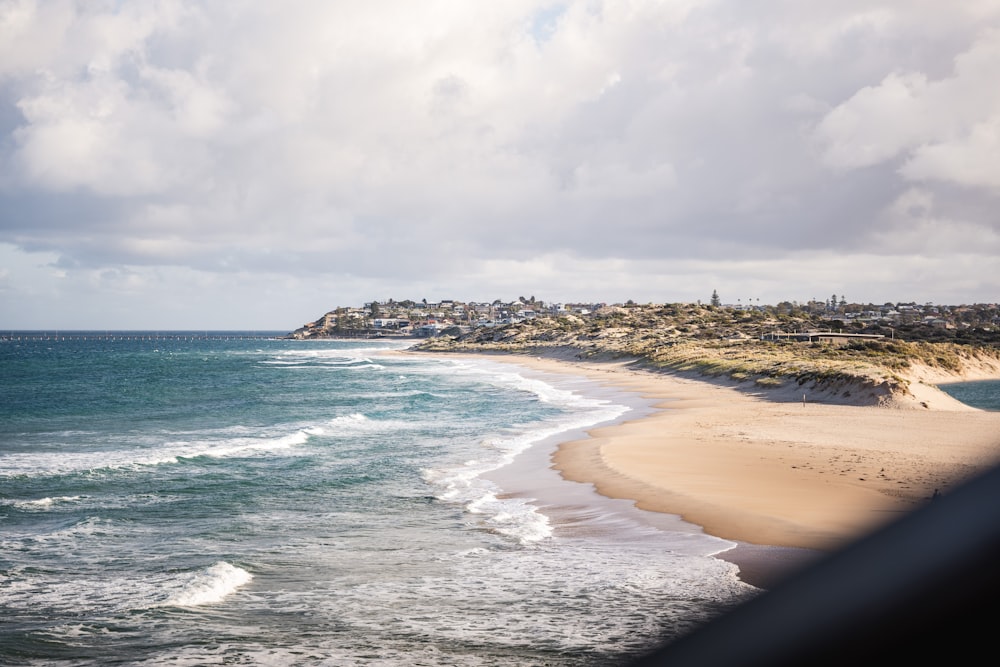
938,379,1000,411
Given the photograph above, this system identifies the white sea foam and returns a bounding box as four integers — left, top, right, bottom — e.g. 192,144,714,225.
421,360,631,546
424,398,627,490
269,343,408,366
316,412,446,438
333,540,754,660
467,492,553,543
424,459,555,545
342,361,386,371
0,561,254,615
24,516,116,545
163,561,253,607
261,347,397,375
332,356,374,365
8,495,83,510
187,429,312,459
0,426,318,478
446,359,604,408
445,362,634,447
270,355,374,366
325,413,369,429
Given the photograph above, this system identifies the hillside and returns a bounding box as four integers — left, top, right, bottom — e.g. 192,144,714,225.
411,303,1000,409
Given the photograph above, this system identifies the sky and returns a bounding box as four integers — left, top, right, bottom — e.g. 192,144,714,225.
1,0,999,330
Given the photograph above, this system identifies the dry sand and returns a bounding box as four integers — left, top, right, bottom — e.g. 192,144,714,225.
489,352,1000,553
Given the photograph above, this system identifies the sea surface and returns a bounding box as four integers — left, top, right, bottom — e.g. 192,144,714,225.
938,379,1000,411
0,333,753,666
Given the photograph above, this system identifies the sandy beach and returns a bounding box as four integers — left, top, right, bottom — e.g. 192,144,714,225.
402,347,1000,587
494,352,1000,554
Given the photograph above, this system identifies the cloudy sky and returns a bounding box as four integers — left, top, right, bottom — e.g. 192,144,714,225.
2,1,999,329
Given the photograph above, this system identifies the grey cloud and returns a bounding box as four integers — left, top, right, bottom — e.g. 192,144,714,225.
2,1,999,328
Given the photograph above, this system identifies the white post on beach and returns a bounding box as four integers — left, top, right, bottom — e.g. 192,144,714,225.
803,393,806,406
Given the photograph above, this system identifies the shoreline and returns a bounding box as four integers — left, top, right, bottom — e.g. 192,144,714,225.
407,348,1000,586
513,352,1000,547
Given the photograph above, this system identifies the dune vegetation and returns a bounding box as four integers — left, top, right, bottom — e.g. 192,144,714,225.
415,303,1000,405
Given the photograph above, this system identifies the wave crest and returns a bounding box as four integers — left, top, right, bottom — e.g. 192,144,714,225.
163,561,253,607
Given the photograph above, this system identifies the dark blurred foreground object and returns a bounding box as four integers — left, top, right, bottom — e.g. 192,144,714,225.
629,463,1000,666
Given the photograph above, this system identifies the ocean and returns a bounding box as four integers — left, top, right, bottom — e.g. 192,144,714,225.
938,378,1000,411
0,333,753,666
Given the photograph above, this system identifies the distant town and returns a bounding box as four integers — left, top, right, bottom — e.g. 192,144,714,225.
289,296,1000,345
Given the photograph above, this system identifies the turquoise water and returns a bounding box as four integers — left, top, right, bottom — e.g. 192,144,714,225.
0,334,752,665
938,379,1000,411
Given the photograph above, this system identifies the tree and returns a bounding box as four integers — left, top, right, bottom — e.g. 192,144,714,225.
710,289,721,307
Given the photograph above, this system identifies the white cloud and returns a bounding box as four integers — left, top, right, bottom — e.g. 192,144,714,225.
814,26,1000,184
874,187,1000,254
813,71,933,169
11,72,195,195
902,114,1000,190
1,1,999,327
